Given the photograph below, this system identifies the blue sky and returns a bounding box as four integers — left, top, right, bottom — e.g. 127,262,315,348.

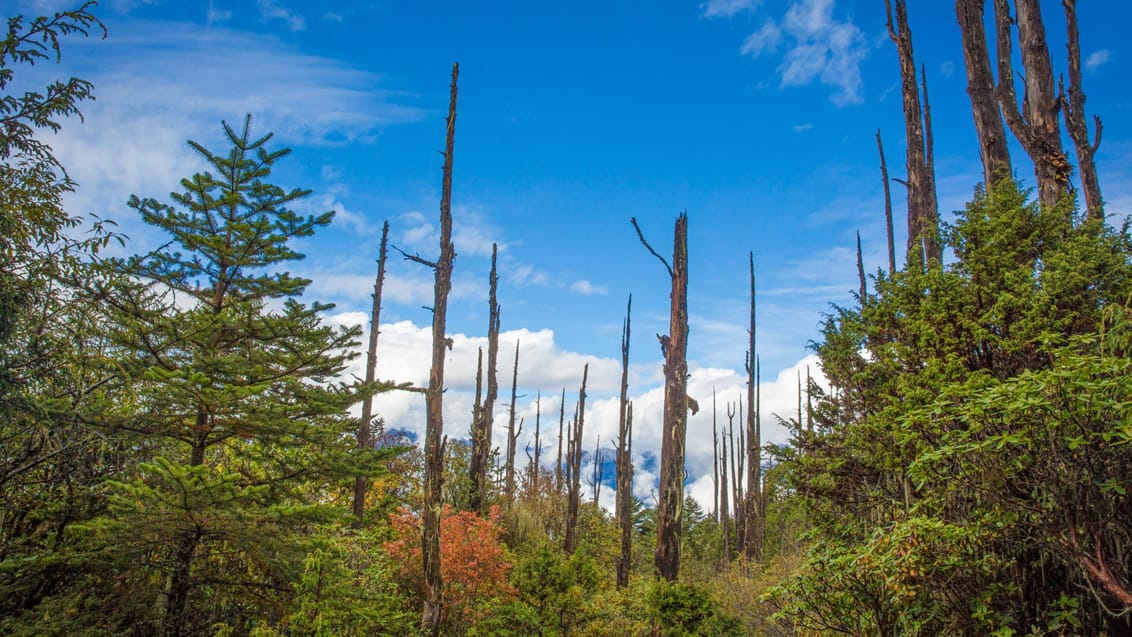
17,0,1132,509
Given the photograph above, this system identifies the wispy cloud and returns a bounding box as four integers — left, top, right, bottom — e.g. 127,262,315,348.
793,122,814,132
570,280,608,296
939,60,955,78
718,0,870,106
1085,49,1112,71
257,0,305,31
701,0,762,19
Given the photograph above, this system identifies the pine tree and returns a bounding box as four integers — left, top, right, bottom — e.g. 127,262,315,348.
102,116,369,637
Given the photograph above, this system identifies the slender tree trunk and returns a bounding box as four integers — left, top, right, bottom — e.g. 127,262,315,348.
885,0,940,268
556,388,565,494
592,435,602,504
1061,0,1103,222
856,232,867,304
530,392,541,497
728,412,741,557
632,214,690,582
876,130,897,276
956,0,1012,187
353,221,390,525
720,411,731,565
712,392,720,524
419,62,459,637
469,244,500,513
504,340,521,501
993,0,1069,209
743,253,762,564
564,364,588,555
616,296,634,588
734,406,745,555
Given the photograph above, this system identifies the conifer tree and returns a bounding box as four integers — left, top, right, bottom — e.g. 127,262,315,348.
103,116,369,637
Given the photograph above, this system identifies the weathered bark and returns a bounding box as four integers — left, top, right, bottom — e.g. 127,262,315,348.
743,253,762,564
632,214,690,582
556,387,565,493
616,296,634,589
712,392,720,524
876,131,897,276
591,435,603,504
529,392,542,497
956,0,1012,187
564,365,588,555
993,0,1070,209
1061,0,1103,222
720,407,732,564
729,408,743,555
856,232,867,304
469,243,500,513
419,62,459,637
504,340,521,502
353,220,390,525
885,0,940,268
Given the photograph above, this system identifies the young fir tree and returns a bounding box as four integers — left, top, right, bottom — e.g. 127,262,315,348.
102,116,375,637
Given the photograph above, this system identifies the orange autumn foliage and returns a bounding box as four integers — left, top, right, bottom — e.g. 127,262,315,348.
384,504,516,625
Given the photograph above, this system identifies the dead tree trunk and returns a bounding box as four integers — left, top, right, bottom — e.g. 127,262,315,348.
504,340,521,502
956,0,1012,187
592,435,603,504
856,232,867,304
712,392,720,524
993,0,1070,209
885,0,940,268
564,364,589,555
743,253,762,564
729,409,742,556
876,131,897,276
631,214,691,582
354,220,390,526
469,243,500,513
406,62,459,637
720,407,732,565
1061,0,1103,222
556,388,565,494
616,295,635,589
530,392,542,497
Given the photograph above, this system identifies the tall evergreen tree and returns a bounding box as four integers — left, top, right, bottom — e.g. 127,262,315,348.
102,116,372,637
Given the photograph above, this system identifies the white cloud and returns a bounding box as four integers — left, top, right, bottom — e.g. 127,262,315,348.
257,0,305,31
1085,49,1112,71
206,6,231,24
939,60,955,78
726,0,870,106
792,122,813,132
570,280,608,296
701,0,763,19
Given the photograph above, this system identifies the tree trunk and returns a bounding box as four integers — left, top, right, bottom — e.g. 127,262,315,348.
556,388,565,494
885,0,940,268
632,213,690,582
564,364,588,555
1061,0,1103,222
956,0,1012,187
504,340,520,502
993,0,1069,209
616,296,634,588
420,62,459,637
876,130,897,276
469,243,500,513
720,412,731,565
743,253,763,564
353,220,390,525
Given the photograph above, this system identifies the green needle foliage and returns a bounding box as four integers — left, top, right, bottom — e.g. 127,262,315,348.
90,116,382,636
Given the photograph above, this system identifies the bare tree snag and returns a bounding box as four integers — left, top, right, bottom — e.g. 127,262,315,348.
956,0,1012,187
729,406,743,556
564,364,589,555
885,0,940,268
418,62,459,637
876,131,897,276
529,391,542,497
743,253,762,563
631,214,690,582
993,0,1070,209
469,243,500,513
1062,0,1104,222
504,339,521,502
856,232,867,304
556,387,565,494
616,295,635,589
353,220,390,526
591,435,603,504
721,405,733,564
712,391,720,524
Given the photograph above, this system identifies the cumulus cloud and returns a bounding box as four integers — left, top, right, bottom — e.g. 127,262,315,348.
570,280,608,296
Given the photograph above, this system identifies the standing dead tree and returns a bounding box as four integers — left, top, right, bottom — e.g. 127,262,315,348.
564,364,589,555
616,295,635,588
469,243,500,514
526,392,542,498
504,340,522,502
993,0,1069,210
354,220,390,526
876,131,897,276
730,406,744,555
721,404,733,564
885,0,940,268
591,436,604,505
632,214,692,582
743,252,762,564
1061,0,1103,222
556,388,565,494
956,0,1013,188
712,392,720,524
394,62,459,637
